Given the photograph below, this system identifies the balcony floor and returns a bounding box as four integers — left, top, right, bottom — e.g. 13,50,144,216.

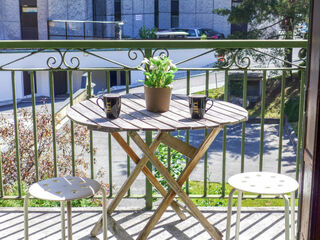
0,206,296,240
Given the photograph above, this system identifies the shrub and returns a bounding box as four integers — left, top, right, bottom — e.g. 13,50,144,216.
0,104,97,194
139,26,157,39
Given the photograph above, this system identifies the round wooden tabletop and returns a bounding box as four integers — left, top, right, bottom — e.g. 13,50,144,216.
67,93,248,132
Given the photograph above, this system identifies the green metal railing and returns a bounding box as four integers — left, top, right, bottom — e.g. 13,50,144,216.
0,40,307,209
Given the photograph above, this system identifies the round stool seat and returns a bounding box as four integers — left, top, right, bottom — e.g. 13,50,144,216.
29,176,101,201
228,172,299,195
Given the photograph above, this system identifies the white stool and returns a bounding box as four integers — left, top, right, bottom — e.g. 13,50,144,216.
24,176,107,240
226,172,299,240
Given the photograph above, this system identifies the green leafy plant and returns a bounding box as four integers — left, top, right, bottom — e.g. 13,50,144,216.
139,26,157,39
153,132,186,196
138,56,178,88
200,34,207,40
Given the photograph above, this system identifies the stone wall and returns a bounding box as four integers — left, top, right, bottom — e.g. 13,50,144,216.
0,0,21,40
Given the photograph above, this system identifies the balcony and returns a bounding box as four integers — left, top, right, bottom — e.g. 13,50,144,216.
0,40,307,239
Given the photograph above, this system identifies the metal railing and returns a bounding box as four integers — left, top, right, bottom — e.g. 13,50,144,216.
0,40,307,209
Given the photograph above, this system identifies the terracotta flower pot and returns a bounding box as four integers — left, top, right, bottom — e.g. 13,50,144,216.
144,85,172,113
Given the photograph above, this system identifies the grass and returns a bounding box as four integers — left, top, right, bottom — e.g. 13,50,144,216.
0,183,103,208
195,86,225,100
195,73,301,135
188,181,298,207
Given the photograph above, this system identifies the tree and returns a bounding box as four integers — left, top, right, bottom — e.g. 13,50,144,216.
213,0,309,68
214,0,309,40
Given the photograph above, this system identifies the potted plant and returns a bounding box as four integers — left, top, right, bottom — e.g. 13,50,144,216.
139,56,178,112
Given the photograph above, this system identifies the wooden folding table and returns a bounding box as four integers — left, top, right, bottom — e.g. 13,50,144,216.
67,93,248,240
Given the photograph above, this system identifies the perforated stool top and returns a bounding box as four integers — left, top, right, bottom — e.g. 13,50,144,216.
228,172,299,195
29,176,101,201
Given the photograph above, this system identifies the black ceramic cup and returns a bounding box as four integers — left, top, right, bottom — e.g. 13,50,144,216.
96,93,121,119
188,94,214,119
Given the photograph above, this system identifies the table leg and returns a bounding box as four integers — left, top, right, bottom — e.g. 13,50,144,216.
91,132,187,237
109,132,186,219
129,129,223,240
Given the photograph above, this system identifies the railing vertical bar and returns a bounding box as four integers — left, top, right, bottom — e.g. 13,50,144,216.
205,70,209,96
278,71,286,173
186,70,190,195
108,133,113,197
259,70,267,172
296,70,305,181
68,71,76,176
11,71,21,196
222,70,228,197
106,70,113,197
125,71,131,196
125,70,130,93
187,70,190,96
0,146,3,197
204,129,208,197
167,146,171,172
30,71,39,181
203,70,209,196
87,72,94,179
145,131,153,209
241,70,247,172
145,48,153,210
49,71,58,177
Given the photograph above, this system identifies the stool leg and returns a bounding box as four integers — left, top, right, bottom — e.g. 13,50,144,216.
282,194,290,240
101,187,108,240
24,192,30,240
61,201,66,240
291,192,296,240
235,190,242,240
226,188,236,240
67,201,72,240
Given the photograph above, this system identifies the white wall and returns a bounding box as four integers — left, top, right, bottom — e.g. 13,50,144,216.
0,49,217,102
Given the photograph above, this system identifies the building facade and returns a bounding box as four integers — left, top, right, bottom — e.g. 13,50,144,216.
0,0,231,40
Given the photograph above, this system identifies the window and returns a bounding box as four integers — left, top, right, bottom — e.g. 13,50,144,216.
154,0,159,28
187,30,196,36
93,0,106,38
114,0,121,21
171,0,179,28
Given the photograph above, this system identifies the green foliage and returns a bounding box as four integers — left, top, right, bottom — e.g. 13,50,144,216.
213,0,309,39
200,34,207,40
196,86,225,100
230,80,243,98
153,133,186,195
138,56,178,88
189,181,299,207
0,183,102,207
139,26,157,39
285,97,300,122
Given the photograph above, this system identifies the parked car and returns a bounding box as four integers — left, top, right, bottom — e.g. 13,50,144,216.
295,22,308,39
175,28,225,39
155,29,188,39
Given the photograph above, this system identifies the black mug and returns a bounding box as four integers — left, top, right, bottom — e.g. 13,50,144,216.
96,94,121,119
188,95,214,119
